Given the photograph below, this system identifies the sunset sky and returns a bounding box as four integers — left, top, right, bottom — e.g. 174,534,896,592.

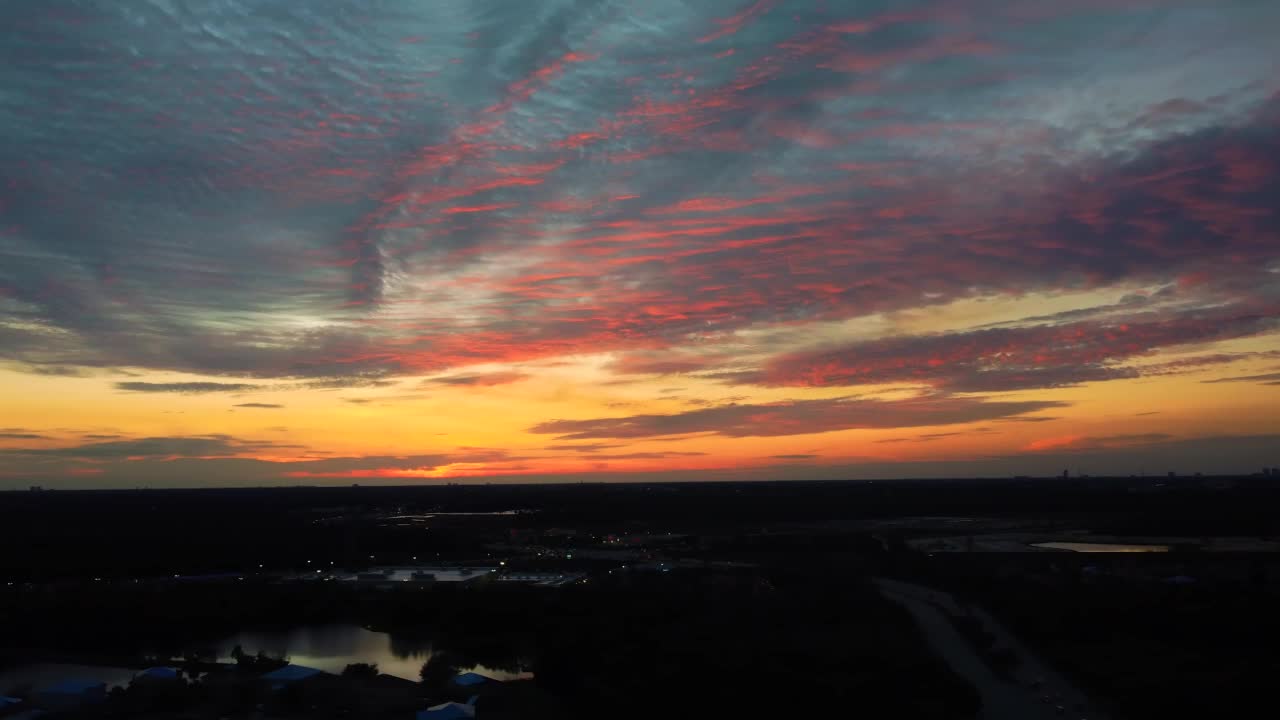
2,0,1278,489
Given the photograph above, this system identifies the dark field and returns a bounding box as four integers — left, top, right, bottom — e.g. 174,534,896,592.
3,476,1278,719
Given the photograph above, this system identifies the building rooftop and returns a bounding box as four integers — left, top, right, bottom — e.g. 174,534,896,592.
453,672,493,687
260,664,324,683
416,700,477,720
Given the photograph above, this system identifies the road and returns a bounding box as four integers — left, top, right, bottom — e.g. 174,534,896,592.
874,578,1108,720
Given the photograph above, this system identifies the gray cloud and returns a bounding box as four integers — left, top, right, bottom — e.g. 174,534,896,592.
1,434,291,460
746,309,1278,392
1025,433,1176,453
530,395,1068,440
874,430,987,444
296,376,399,390
421,371,530,387
1202,372,1280,385
115,381,262,394
28,365,93,377
588,451,708,460
544,443,624,453
234,403,284,409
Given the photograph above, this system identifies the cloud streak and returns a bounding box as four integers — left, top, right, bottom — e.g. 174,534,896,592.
532,395,1067,440
115,382,262,394
421,371,530,387
1202,372,1280,385
745,308,1279,392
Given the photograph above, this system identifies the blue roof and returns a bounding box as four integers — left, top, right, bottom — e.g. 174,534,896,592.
452,672,493,686
137,667,179,680
261,664,323,682
416,702,476,720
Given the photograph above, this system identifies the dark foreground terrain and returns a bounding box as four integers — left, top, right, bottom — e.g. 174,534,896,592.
2,475,1278,719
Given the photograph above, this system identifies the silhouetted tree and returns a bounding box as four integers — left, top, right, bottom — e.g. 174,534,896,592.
342,662,379,679
420,652,457,688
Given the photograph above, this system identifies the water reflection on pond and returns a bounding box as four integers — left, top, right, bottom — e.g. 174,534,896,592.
205,624,531,682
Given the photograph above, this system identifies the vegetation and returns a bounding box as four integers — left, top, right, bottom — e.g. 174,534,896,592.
526,566,979,719
1,563,979,719
341,662,379,679
230,644,289,673
921,561,1280,720
419,653,458,689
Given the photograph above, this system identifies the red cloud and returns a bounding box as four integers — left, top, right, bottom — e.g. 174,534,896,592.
697,0,779,44
750,309,1279,391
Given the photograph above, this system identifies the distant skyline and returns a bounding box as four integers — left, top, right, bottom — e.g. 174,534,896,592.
2,0,1278,488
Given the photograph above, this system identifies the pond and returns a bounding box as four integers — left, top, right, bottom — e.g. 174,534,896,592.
203,624,532,682
0,625,530,692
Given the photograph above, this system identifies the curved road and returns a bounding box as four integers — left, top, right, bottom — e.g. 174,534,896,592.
874,578,1109,720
